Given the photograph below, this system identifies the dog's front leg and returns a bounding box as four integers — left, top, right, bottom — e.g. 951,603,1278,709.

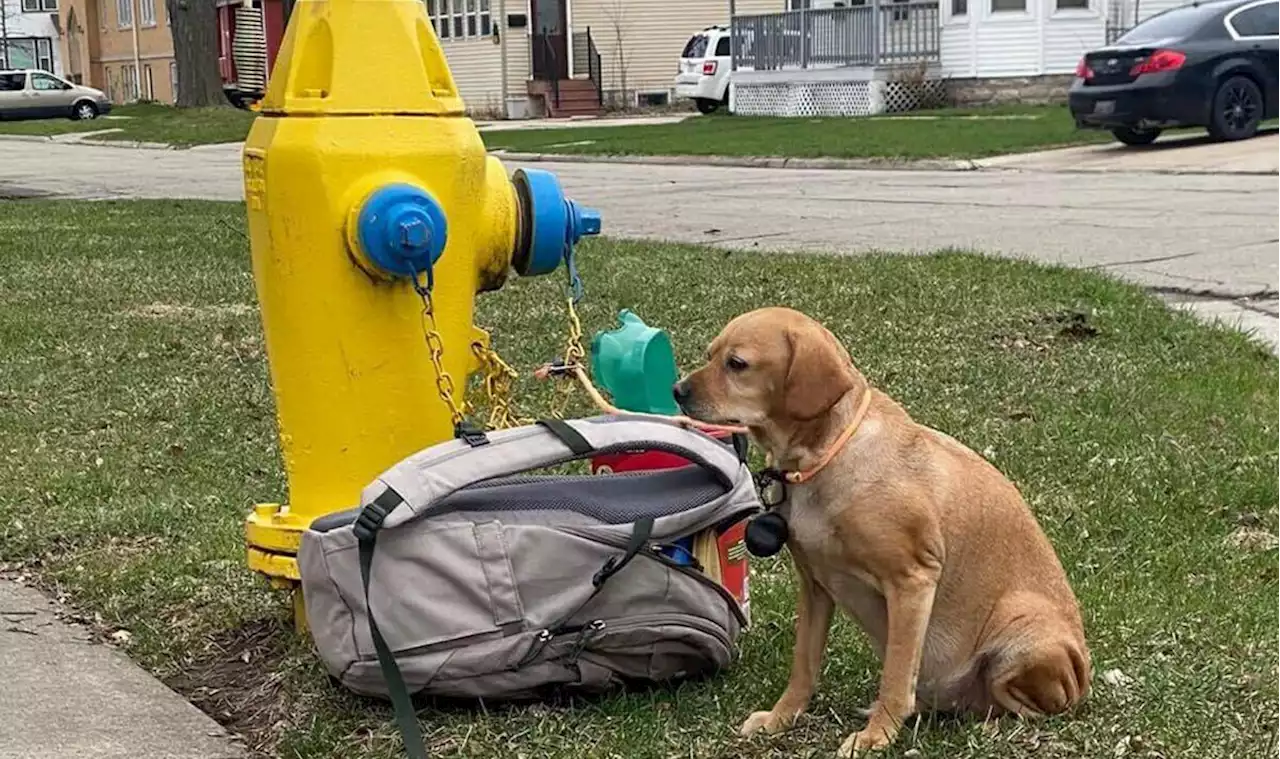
838,568,938,755
741,550,834,737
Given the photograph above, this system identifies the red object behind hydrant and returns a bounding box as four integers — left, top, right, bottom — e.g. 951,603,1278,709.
591,437,751,625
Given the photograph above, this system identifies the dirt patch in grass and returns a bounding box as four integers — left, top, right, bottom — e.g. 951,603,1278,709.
125,302,255,319
167,618,295,757
992,310,1103,353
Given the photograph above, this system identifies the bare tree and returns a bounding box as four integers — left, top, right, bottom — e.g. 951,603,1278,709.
164,0,222,106
601,0,629,109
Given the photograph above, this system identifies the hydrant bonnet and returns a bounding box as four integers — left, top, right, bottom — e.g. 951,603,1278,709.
354,183,449,278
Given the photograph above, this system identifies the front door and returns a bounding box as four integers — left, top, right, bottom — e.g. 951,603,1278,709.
530,0,569,80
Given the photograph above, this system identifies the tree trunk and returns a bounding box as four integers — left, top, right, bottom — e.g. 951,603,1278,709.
165,0,223,107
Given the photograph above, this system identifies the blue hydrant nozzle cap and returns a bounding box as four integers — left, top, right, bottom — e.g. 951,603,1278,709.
511,168,603,277
354,183,448,279
569,201,602,243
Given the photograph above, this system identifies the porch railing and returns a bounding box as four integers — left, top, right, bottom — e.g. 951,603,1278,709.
531,30,562,107
1104,22,1131,43
572,27,604,105
731,2,940,72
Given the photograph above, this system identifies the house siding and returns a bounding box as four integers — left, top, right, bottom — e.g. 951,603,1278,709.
940,0,1107,78
569,0,776,104
442,35,506,115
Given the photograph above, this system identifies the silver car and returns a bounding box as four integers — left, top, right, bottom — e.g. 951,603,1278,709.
0,70,113,122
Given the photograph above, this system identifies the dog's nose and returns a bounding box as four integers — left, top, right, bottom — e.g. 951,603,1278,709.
672,380,692,405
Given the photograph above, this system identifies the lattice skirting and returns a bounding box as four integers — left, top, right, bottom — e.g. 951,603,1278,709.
883,79,948,113
732,77,945,117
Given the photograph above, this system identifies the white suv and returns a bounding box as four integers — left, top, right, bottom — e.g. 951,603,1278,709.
675,25,732,114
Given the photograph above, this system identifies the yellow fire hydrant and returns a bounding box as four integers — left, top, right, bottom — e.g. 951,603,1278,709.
241,0,601,612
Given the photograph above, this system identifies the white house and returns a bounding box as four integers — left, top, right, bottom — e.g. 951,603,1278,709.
728,0,1191,115
1,0,63,74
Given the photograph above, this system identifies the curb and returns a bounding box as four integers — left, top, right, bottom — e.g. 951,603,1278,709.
0,133,174,150
489,150,981,172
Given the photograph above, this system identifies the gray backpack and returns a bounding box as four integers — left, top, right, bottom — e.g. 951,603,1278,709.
297,416,760,756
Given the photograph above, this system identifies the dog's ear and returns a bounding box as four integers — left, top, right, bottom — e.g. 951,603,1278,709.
782,323,855,421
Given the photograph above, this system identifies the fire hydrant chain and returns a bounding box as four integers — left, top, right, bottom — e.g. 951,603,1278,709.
470,341,532,430
414,276,468,428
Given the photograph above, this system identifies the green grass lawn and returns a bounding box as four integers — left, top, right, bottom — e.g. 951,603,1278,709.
0,200,1276,759
0,102,255,146
0,101,1107,157
482,105,1112,160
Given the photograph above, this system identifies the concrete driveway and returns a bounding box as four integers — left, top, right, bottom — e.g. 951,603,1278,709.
0,138,1274,348
980,129,1279,174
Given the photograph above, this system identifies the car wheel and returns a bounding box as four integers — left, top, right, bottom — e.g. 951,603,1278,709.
695,98,719,115
1111,126,1161,146
1208,75,1263,141
72,101,98,121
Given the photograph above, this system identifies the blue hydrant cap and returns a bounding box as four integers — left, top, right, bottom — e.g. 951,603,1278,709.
514,168,602,277
355,183,448,278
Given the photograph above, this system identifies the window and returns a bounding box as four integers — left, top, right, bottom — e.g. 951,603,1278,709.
1,38,52,69
715,36,730,56
170,61,178,101
1228,1,1279,37
21,0,58,12
139,0,156,26
120,64,137,100
117,0,132,28
991,0,1026,11
143,64,154,99
682,34,709,58
952,0,968,16
1117,3,1219,43
1056,0,1088,9
0,73,27,92
35,39,53,71
31,73,69,91
427,0,492,40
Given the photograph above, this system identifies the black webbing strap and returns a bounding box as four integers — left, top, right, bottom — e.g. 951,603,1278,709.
536,418,593,456
545,516,654,636
731,433,750,464
355,487,429,759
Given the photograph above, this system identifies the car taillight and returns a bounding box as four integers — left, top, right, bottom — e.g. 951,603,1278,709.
1130,49,1186,75
1074,57,1093,80
702,60,718,75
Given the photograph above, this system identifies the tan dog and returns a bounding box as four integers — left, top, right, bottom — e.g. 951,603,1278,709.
673,307,1090,755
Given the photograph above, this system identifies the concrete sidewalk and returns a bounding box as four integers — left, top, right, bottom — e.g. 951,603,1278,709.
980,130,1279,174
0,578,244,759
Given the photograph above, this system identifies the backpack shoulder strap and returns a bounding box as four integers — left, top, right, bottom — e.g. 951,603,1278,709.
367,415,743,530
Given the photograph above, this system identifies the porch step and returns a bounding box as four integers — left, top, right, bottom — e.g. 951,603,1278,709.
528,78,601,118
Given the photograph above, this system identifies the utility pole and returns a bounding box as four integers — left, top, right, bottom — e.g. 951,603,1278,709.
1,0,10,70
130,0,142,98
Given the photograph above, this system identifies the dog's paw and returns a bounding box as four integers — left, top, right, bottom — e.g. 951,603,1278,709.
836,727,894,756
739,710,792,737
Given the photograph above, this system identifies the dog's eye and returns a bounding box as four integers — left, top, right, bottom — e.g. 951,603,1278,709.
726,356,749,372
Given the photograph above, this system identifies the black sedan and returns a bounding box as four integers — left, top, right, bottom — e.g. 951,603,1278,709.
1069,0,1278,145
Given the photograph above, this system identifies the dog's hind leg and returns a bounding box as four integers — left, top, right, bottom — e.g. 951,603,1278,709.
982,595,1091,718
